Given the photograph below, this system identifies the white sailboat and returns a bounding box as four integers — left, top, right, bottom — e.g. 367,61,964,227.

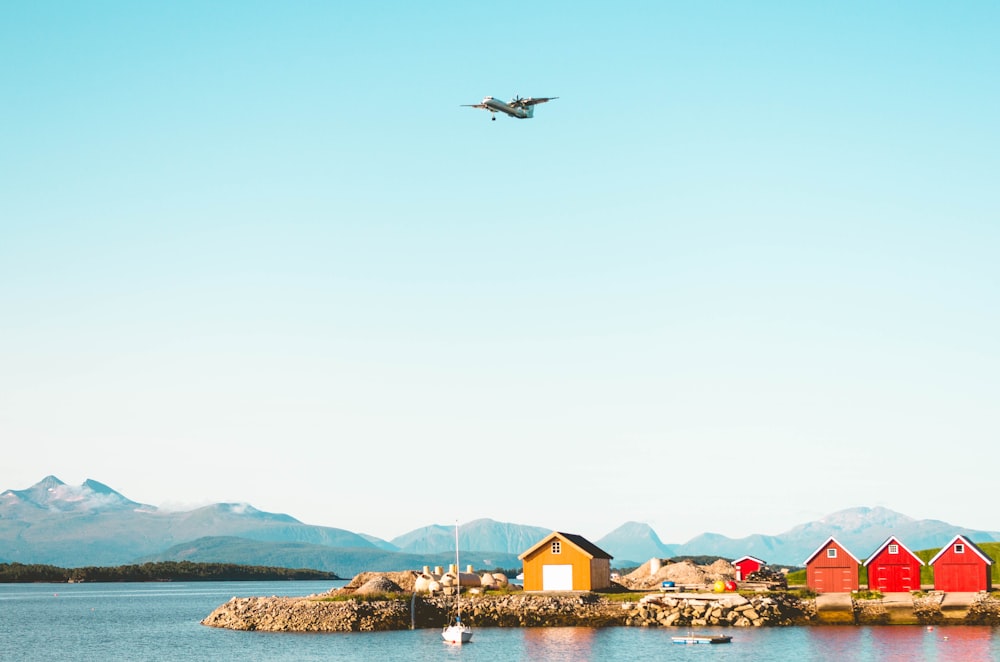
441,521,473,645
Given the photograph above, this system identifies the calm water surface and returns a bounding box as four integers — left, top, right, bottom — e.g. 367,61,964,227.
1,582,998,661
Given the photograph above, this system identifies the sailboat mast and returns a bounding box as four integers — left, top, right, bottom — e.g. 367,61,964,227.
455,520,461,620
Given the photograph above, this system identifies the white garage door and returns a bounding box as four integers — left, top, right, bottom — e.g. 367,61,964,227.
542,564,573,591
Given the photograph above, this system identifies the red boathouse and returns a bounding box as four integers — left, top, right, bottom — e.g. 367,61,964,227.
805,537,860,593
733,556,765,581
929,535,994,592
863,536,923,592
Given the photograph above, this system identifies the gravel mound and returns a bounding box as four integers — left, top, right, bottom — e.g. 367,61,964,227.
355,575,405,595
340,571,418,593
704,559,735,581
619,559,736,590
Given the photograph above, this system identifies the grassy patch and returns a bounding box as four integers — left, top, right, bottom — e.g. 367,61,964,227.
315,592,408,603
854,589,883,600
480,586,522,596
785,568,806,585
599,592,647,602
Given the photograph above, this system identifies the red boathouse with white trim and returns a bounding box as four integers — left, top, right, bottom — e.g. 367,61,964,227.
863,536,924,592
929,535,993,592
732,556,765,581
804,537,861,593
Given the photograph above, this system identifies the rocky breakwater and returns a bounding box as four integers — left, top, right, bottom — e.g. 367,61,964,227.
202,572,417,632
202,579,813,633
202,591,626,632
429,592,625,628
202,595,413,632
622,592,812,628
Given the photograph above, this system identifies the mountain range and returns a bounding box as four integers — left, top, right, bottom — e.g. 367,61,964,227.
3,476,998,574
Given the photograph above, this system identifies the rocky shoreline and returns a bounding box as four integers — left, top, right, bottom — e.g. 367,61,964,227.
201,576,813,633
200,567,1000,633
201,588,1000,633
200,591,813,632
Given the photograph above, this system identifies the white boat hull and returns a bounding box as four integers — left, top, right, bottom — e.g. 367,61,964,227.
442,624,473,644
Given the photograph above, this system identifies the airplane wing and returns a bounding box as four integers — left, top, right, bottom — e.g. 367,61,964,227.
520,97,558,107
461,103,489,109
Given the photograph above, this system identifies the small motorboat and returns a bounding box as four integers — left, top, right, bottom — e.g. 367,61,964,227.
671,634,732,645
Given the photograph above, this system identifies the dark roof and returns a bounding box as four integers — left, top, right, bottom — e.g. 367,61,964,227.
557,532,613,559
961,537,994,564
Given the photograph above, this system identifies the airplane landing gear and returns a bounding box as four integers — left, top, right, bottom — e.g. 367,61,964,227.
491,116,496,121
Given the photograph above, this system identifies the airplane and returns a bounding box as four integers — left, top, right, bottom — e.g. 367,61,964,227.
462,95,558,121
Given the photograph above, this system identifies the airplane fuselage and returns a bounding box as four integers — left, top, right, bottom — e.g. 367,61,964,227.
482,97,532,119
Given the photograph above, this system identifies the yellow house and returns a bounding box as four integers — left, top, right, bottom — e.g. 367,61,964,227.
519,532,613,592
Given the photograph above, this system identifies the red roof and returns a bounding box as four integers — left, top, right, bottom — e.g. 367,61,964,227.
803,537,861,565
733,556,765,565
863,536,924,567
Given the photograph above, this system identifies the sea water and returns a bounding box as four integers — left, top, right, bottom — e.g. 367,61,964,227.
1,581,997,661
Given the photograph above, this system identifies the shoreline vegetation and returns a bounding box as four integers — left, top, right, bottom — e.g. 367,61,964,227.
0,561,340,583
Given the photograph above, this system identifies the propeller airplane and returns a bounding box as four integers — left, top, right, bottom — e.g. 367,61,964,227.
462,95,558,121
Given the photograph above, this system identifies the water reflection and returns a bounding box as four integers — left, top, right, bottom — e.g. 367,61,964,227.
522,627,598,661
913,626,994,661
802,625,998,662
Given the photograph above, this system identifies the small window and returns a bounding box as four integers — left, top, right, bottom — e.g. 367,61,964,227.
551,541,561,554
955,543,965,554
888,544,899,555
827,548,837,559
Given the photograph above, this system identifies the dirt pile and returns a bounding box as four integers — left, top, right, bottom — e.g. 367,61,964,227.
618,559,734,590
354,576,405,595
335,571,418,594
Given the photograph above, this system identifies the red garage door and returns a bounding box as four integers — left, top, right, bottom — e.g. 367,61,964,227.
814,567,856,593
872,565,916,592
937,564,981,592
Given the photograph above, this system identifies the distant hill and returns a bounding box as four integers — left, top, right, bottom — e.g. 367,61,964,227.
0,476,377,567
357,534,401,552
389,524,453,554
0,477,528,574
137,536,524,577
391,518,551,556
1,475,148,517
4,477,999,571
672,532,786,564
595,521,676,565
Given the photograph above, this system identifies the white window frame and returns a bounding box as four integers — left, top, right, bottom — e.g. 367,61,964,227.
827,548,837,559
955,543,965,554
888,544,899,555
551,540,561,554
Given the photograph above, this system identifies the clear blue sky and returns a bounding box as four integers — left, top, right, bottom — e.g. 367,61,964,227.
2,1,998,544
